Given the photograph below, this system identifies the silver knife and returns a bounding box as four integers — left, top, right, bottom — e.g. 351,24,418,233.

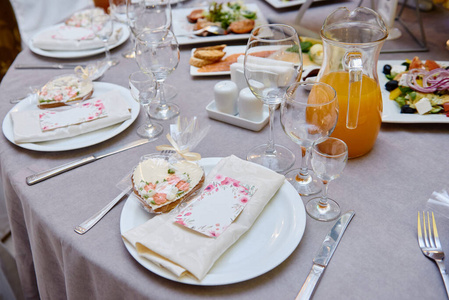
26,139,150,185
15,63,84,69
296,210,355,300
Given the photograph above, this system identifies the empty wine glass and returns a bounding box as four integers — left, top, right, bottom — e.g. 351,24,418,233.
280,82,338,196
243,24,302,173
109,0,127,23
91,14,119,66
126,0,177,99
129,71,163,139
307,137,348,221
135,29,180,120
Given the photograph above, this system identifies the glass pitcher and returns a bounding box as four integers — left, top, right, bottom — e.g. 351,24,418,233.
317,7,388,158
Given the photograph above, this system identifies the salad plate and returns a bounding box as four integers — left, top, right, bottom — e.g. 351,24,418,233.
378,59,449,123
172,3,268,45
120,157,306,286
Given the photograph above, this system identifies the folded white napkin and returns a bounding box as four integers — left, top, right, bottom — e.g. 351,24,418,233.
11,90,132,143
237,55,296,87
32,24,123,51
122,155,285,281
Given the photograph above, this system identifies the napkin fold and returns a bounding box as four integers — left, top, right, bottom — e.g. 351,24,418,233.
122,155,285,281
237,55,296,86
32,24,123,51
11,90,132,143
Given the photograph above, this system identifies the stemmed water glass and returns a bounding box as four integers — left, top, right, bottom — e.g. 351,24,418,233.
307,137,348,221
135,29,180,120
129,71,163,139
109,0,127,23
280,82,338,196
243,24,303,173
91,14,119,66
126,0,177,99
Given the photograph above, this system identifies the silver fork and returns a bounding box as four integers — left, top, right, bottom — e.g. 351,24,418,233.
74,150,175,235
417,211,449,296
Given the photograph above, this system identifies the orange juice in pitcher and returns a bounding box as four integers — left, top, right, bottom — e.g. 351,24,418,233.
317,7,388,158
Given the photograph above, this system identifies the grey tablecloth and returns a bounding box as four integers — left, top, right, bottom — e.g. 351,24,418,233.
1,1,449,299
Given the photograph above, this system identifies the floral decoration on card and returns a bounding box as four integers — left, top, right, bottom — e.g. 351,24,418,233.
174,174,257,238
39,99,107,132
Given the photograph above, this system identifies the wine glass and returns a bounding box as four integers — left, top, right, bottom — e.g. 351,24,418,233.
280,82,338,196
307,137,348,221
135,29,180,120
243,24,302,173
129,71,163,139
91,14,119,66
126,0,177,99
109,0,127,23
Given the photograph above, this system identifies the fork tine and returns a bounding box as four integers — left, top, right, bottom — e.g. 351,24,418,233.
432,212,442,249
427,212,436,248
423,211,430,248
418,212,425,247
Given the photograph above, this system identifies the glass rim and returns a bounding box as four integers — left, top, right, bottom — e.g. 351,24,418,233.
312,136,348,158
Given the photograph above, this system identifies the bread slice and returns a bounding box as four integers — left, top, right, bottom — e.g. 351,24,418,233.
37,74,94,109
132,158,205,214
194,49,226,61
190,56,214,68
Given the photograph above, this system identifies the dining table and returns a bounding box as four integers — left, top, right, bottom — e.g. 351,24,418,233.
1,0,449,299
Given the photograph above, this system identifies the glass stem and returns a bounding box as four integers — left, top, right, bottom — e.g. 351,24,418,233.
157,81,169,110
265,104,276,155
143,103,154,128
103,40,111,63
318,180,330,208
296,146,311,182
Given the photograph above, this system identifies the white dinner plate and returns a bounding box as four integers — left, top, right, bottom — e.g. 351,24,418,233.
263,0,323,9
28,22,130,59
120,157,306,286
2,82,140,152
378,60,449,123
172,3,268,46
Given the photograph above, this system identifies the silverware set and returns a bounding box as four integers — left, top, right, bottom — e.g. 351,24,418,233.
417,211,449,297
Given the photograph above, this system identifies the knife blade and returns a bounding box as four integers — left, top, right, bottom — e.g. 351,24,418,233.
26,139,150,186
296,210,355,300
15,64,84,69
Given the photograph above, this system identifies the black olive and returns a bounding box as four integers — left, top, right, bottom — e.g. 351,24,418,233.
385,80,399,91
446,66,449,70
401,104,416,114
383,64,392,75
401,62,410,70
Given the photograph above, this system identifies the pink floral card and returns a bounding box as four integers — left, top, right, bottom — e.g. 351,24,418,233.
174,174,257,238
39,99,107,132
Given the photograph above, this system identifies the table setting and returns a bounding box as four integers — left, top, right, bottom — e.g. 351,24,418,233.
1,0,449,299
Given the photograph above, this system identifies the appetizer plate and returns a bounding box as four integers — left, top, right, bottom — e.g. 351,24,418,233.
190,45,320,77
172,3,268,45
264,0,323,9
28,22,130,59
378,60,449,123
206,100,269,131
2,82,140,152
120,157,306,286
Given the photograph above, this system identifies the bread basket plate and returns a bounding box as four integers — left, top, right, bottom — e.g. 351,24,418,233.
2,82,139,152
28,22,130,59
378,60,449,123
172,3,268,45
120,157,306,286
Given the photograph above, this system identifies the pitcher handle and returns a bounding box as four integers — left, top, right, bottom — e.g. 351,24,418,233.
344,52,363,129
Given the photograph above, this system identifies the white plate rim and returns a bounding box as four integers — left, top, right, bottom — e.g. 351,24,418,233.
172,3,268,46
2,82,140,152
263,0,323,9
379,59,449,123
28,22,130,59
120,157,306,286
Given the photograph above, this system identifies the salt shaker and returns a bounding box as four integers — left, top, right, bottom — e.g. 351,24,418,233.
238,88,264,121
214,80,238,115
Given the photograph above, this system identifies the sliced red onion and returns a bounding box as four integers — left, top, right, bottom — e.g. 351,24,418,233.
407,68,449,93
